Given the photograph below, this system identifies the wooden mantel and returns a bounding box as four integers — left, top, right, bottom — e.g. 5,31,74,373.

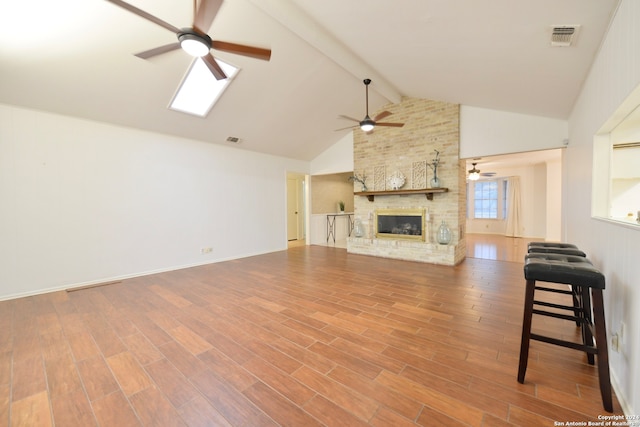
355,188,449,201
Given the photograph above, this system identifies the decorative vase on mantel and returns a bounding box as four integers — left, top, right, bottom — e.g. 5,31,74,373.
428,149,441,188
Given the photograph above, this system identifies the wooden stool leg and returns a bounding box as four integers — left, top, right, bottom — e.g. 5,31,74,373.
518,279,536,383
580,285,595,365
571,285,581,326
591,289,613,412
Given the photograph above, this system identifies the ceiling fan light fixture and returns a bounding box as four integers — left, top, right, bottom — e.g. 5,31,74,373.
468,163,481,181
178,32,211,57
360,116,375,132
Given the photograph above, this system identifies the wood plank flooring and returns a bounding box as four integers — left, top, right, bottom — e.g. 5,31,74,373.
465,234,538,263
0,241,623,426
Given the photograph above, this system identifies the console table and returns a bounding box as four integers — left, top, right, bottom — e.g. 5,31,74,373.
326,213,354,243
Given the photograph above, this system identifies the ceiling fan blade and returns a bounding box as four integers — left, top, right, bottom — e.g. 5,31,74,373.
376,122,405,128
134,43,181,59
374,111,392,121
202,53,227,80
211,40,271,61
193,0,223,34
338,115,360,123
105,0,181,33
334,125,357,131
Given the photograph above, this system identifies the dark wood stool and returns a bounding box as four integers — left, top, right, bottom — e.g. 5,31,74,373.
518,254,612,412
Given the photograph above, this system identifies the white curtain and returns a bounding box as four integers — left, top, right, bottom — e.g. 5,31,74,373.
505,176,523,237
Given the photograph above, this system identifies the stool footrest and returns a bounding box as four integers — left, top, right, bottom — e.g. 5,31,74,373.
530,333,597,354
535,285,572,295
534,299,586,313
532,307,585,323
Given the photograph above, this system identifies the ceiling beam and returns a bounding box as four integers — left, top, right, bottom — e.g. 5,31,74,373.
246,0,402,105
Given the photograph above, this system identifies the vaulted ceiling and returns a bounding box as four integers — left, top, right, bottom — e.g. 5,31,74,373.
0,0,619,161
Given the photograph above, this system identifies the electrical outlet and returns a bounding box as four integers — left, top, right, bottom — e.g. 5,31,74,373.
611,333,619,352
201,247,212,254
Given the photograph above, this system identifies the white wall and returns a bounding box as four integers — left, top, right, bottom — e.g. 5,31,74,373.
460,105,568,159
546,158,562,241
0,104,309,300
565,0,639,415
530,163,548,238
310,132,353,175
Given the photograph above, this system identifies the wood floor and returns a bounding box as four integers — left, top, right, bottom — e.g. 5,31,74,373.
0,238,623,426
465,234,538,263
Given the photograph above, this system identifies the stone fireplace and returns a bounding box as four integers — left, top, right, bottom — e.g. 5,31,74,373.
346,97,466,266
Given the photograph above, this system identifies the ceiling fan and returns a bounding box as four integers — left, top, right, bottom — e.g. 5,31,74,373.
467,162,497,181
105,0,271,80
337,79,404,132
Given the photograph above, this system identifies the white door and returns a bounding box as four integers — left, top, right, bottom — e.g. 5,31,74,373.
287,178,300,240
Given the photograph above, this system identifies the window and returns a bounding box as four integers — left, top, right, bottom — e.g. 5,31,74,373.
474,181,498,218
468,179,508,219
169,57,239,117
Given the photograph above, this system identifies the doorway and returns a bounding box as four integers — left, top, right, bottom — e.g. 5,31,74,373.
286,172,306,243
464,149,563,241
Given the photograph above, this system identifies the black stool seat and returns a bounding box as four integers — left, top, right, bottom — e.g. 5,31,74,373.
528,242,578,249
518,255,612,412
528,246,587,257
524,256,604,289
525,253,589,262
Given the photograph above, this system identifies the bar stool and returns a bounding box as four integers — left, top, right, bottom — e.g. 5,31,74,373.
518,254,612,412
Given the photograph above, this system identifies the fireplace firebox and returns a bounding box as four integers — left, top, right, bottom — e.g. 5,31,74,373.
375,209,426,241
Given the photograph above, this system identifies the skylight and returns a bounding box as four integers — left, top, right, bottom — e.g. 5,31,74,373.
169,57,239,117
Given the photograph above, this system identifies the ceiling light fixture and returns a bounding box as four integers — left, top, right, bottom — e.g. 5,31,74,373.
360,116,375,132
468,163,480,181
178,31,211,57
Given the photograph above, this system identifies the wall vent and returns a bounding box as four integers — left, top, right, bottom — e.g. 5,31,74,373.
550,25,580,47
226,136,242,144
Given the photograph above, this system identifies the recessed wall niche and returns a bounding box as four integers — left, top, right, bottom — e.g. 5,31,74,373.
593,81,640,227
311,172,354,214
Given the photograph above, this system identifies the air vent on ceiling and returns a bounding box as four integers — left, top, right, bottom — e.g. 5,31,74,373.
550,25,580,47
226,136,242,144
